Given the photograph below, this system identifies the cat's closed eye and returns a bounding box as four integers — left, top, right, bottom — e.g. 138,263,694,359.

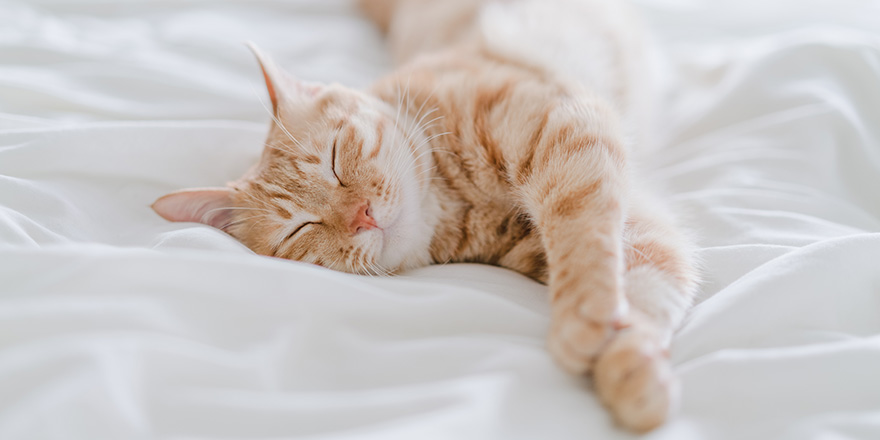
273,221,322,256
331,139,346,187
286,221,321,241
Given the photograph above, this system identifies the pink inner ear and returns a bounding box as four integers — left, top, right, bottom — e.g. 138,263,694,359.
246,42,283,116
261,66,279,113
246,42,323,116
152,188,236,230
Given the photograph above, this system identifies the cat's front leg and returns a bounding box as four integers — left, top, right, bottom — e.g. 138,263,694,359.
514,111,631,375
591,203,700,432
540,193,629,376
510,99,684,431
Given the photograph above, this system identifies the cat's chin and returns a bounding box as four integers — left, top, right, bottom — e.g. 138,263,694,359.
375,189,440,273
374,211,410,271
373,206,428,273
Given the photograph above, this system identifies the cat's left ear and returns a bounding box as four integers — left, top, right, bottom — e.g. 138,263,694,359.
152,187,237,231
246,42,321,117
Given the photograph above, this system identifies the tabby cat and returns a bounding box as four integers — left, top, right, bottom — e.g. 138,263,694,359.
153,0,699,431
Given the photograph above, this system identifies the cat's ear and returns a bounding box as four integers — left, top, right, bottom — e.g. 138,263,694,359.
152,187,237,230
245,42,321,117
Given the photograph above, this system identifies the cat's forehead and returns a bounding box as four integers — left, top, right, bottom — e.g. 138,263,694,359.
269,94,387,156
288,85,381,125
309,90,387,138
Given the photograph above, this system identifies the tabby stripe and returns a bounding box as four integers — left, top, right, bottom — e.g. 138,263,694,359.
473,81,515,175
453,203,474,255
516,107,552,184
369,122,384,159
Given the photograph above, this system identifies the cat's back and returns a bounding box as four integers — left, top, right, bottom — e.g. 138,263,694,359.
479,0,650,134
366,0,653,144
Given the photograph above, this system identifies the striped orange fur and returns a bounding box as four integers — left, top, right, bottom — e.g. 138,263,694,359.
153,0,699,432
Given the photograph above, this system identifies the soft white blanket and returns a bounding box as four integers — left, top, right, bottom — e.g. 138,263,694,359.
2,0,879,439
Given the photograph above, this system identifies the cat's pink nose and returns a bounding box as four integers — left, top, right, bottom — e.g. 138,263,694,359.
350,201,378,234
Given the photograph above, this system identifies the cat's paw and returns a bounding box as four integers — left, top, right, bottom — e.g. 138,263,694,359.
593,326,677,433
546,295,627,375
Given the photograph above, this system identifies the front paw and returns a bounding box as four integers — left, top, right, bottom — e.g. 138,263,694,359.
547,294,627,375
593,326,677,433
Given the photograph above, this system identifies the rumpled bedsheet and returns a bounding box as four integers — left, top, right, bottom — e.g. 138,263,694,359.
1,0,879,439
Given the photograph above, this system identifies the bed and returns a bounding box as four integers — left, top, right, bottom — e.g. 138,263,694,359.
2,0,879,438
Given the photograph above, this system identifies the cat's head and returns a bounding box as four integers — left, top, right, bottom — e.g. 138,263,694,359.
152,44,437,274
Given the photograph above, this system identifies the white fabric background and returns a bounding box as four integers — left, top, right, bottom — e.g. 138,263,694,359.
1,0,880,439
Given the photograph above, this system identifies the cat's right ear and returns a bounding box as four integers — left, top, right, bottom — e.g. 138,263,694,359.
151,188,237,231
246,42,321,117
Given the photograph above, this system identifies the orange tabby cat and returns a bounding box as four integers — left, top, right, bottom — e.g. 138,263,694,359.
153,0,699,432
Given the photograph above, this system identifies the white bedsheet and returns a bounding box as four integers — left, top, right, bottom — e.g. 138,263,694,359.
2,0,880,439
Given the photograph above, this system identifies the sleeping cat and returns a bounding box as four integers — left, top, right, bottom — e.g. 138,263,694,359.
152,0,699,432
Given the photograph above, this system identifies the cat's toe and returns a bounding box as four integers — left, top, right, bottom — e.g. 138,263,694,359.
593,327,676,433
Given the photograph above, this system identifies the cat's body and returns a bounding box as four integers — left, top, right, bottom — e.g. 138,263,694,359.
153,0,699,432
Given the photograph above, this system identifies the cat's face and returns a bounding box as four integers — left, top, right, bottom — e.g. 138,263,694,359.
152,45,437,274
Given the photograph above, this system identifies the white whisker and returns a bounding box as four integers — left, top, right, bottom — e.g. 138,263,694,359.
252,86,306,151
